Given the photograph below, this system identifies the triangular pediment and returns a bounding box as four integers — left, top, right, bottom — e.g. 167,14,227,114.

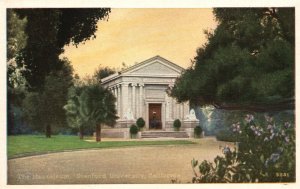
101,56,185,83
121,56,184,76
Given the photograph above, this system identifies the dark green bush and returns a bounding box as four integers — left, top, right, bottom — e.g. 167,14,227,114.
216,129,240,142
173,119,181,131
129,124,139,136
194,126,203,138
136,117,145,129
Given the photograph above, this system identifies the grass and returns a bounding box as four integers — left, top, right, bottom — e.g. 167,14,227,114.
7,135,195,159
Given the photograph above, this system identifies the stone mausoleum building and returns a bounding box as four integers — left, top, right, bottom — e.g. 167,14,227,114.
101,56,199,138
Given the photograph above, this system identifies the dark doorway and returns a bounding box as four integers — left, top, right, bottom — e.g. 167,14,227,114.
149,103,162,129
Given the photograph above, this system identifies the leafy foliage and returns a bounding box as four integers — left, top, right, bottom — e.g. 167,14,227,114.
171,8,295,111
192,114,295,182
194,126,203,138
8,8,111,137
79,84,117,141
22,59,74,137
173,119,181,130
14,8,111,91
130,124,139,135
63,85,87,139
136,117,145,129
7,9,27,61
93,65,116,83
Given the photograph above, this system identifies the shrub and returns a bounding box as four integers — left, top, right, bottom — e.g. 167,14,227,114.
194,126,203,138
192,114,295,183
136,117,145,129
216,129,241,142
129,124,139,138
173,119,181,131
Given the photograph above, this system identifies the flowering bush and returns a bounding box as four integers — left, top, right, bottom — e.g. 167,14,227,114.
191,114,295,183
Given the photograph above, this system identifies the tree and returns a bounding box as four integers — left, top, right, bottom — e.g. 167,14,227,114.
14,8,111,91
7,9,27,61
9,8,110,136
7,10,28,135
22,59,74,137
79,84,117,142
93,65,116,83
171,8,294,112
64,85,87,139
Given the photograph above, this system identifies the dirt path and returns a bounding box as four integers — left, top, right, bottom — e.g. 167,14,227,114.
8,137,233,184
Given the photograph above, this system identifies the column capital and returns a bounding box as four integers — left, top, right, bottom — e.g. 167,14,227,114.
131,83,137,87
121,83,129,87
138,83,144,87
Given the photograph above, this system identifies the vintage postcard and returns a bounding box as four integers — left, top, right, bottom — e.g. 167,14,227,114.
1,0,299,189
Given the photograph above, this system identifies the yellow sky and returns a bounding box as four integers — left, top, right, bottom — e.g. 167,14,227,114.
62,8,217,77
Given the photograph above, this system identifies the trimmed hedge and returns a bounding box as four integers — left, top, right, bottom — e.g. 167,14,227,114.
136,117,145,129
129,124,139,134
173,119,181,131
194,126,203,138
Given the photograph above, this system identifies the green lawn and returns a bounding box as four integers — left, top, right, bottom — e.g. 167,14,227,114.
7,135,195,159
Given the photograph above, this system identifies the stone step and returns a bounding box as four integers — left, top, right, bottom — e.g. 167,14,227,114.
141,131,189,138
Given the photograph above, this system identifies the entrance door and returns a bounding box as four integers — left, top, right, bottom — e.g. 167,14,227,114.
149,103,162,129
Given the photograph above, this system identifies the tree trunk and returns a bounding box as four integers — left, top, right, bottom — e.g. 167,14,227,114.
46,124,51,138
96,124,101,142
79,126,84,140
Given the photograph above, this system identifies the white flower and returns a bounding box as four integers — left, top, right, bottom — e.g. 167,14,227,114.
257,132,261,136
222,145,231,155
245,114,254,123
270,153,280,162
285,136,290,143
284,122,291,129
264,137,269,142
267,124,273,130
265,115,273,123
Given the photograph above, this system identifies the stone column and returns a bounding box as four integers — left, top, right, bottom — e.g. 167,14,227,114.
162,102,166,130
132,83,136,119
121,83,129,119
180,103,184,120
117,85,121,117
173,101,177,119
169,97,173,120
113,87,117,114
146,102,149,129
139,83,144,119
177,103,180,119
184,102,189,119
165,95,170,120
